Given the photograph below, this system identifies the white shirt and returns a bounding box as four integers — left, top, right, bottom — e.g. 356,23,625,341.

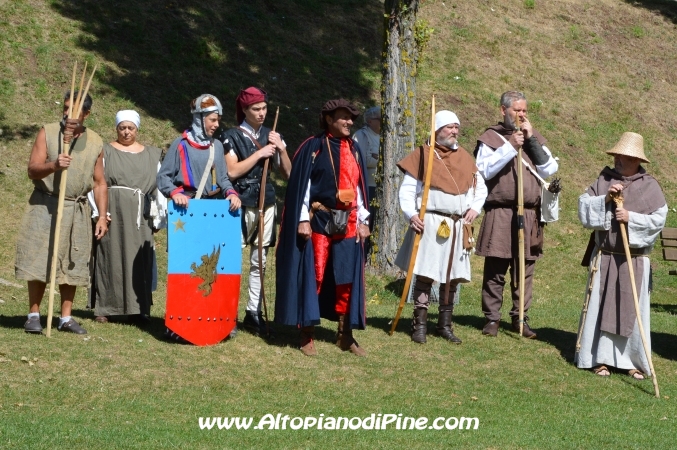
475,136,558,180
299,180,370,224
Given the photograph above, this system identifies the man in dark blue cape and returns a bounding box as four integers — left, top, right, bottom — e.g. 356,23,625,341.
275,99,370,357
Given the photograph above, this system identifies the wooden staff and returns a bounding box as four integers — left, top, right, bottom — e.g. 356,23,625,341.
256,106,279,337
45,63,97,337
390,95,436,335
611,193,660,398
575,249,601,354
515,115,526,336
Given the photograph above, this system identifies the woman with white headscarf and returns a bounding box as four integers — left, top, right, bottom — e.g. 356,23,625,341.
90,110,164,323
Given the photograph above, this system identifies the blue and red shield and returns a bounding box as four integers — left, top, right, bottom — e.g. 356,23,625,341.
165,199,241,346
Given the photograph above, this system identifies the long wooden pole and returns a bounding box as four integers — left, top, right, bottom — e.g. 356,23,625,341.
257,107,279,337
46,63,77,337
516,115,526,336
45,63,96,337
575,249,601,354
390,95,436,335
612,194,660,398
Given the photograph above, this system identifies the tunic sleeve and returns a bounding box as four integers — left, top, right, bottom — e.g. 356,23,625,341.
469,173,488,214
213,141,235,194
535,145,558,178
578,192,612,230
475,142,517,180
627,204,667,248
399,172,419,221
157,139,182,198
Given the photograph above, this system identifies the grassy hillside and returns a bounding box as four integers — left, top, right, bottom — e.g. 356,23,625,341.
1,0,677,448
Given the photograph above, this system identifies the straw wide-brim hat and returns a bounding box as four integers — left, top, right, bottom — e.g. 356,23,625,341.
606,132,650,163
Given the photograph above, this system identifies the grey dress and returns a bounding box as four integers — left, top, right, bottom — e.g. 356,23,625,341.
92,143,162,316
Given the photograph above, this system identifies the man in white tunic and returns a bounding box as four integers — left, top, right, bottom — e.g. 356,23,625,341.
576,132,666,380
395,111,487,344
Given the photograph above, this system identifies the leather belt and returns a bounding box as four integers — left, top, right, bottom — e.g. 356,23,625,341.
427,210,462,221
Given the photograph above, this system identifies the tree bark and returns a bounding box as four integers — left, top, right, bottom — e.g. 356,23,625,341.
371,0,421,274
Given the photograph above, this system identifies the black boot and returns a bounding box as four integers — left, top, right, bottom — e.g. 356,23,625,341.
436,306,462,344
411,308,428,344
242,310,273,337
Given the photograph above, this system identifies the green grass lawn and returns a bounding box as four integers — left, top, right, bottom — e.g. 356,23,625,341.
2,0,677,448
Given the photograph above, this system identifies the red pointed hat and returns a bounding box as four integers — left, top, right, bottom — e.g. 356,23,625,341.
235,87,268,124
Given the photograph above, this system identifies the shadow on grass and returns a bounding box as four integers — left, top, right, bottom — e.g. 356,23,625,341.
624,0,677,24
651,331,677,362
0,314,29,331
50,0,384,147
69,308,172,338
651,303,677,315
536,327,578,363
384,279,405,297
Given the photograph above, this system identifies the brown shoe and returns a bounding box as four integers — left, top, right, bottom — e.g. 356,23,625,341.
482,320,499,337
511,317,537,339
337,315,366,357
95,316,109,323
300,326,317,356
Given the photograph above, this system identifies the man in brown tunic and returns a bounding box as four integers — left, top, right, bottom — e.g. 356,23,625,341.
474,91,558,338
15,92,108,335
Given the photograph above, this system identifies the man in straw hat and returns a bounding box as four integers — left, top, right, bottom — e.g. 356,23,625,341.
217,87,291,337
275,99,370,357
394,110,487,344
576,132,666,380
16,91,108,335
474,91,559,339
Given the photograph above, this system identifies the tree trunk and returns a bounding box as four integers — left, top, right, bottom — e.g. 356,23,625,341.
371,0,421,274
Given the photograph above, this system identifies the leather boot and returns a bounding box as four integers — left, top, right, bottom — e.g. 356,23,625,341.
436,306,462,344
411,308,427,344
243,310,274,338
512,316,537,339
300,326,317,356
337,314,366,357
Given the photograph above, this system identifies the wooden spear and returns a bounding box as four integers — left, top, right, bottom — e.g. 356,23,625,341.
45,63,97,337
611,193,660,398
516,115,526,337
390,95,436,335
575,249,601,354
256,106,279,337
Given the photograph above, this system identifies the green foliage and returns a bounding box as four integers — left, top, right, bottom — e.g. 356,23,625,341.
414,18,434,62
525,0,535,9
0,79,14,97
631,25,645,38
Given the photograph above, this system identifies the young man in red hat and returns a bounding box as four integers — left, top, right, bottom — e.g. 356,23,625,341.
275,99,370,357
217,87,291,337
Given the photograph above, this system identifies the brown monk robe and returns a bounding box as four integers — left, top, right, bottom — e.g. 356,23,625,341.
474,91,558,338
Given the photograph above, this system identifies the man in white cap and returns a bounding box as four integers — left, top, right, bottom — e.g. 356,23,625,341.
394,110,487,344
576,132,666,380
474,91,559,338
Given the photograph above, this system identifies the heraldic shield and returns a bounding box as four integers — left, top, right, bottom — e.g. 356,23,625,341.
165,200,241,346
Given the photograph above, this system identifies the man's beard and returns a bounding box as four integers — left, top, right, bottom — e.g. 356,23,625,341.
437,137,458,149
504,114,516,130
